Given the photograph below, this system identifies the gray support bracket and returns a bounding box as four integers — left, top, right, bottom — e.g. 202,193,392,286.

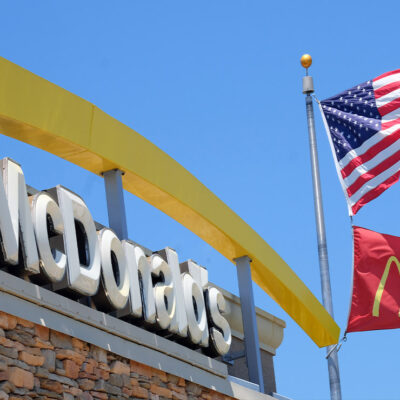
221,350,246,366
102,169,128,240
234,256,264,393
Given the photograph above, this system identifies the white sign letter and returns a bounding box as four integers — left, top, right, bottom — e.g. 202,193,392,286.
157,248,187,337
205,287,231,355
133,246,156,323
151,254,174,330
2,158,39,274
31,192,66,282
182,273,208,346
56,186,100,296
94,228,130,311
123,241,143,318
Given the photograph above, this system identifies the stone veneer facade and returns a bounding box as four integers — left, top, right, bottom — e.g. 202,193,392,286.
0,311,234,400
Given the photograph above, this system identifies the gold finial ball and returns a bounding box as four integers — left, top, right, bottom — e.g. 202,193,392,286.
300,54,312,69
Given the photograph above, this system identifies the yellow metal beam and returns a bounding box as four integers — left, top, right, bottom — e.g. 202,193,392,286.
0,57,339,347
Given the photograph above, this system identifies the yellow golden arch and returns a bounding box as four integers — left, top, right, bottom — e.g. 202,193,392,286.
373,256,400,318
0,57,339,347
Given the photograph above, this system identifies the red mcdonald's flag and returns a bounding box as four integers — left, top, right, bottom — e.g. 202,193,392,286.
347,226,400,333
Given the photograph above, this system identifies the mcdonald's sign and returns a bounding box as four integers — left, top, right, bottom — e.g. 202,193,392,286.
0,57,339,347
347,226,400,333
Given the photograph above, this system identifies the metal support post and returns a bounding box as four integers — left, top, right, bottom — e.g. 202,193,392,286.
234,255,264,393
301,54,342,400
103,169,128,240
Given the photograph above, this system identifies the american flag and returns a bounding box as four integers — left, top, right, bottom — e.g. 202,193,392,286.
320,69,400,215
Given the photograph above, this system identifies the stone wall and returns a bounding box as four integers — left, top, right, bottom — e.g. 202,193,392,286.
0,311,234,400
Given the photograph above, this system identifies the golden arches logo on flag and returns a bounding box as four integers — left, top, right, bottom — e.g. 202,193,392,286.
347,227,400,333
373,256,400,318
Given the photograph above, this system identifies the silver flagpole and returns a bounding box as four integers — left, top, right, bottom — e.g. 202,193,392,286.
301,54,342,400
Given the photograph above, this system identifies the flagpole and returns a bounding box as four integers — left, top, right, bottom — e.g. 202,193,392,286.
301,54,342,400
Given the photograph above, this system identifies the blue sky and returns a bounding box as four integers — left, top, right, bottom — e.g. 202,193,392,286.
1,1,399,399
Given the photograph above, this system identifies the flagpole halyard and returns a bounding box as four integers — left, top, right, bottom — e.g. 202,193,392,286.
301,54,343,400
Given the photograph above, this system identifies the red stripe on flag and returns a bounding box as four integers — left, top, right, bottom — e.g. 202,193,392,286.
347,149,400,197
373,69,400,82
378,98,400,117
341,128,400,179
374,81,400,99
381,118,400,130
351,170,400,214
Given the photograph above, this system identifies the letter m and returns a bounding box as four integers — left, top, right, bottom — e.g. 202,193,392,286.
0,158,39,274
